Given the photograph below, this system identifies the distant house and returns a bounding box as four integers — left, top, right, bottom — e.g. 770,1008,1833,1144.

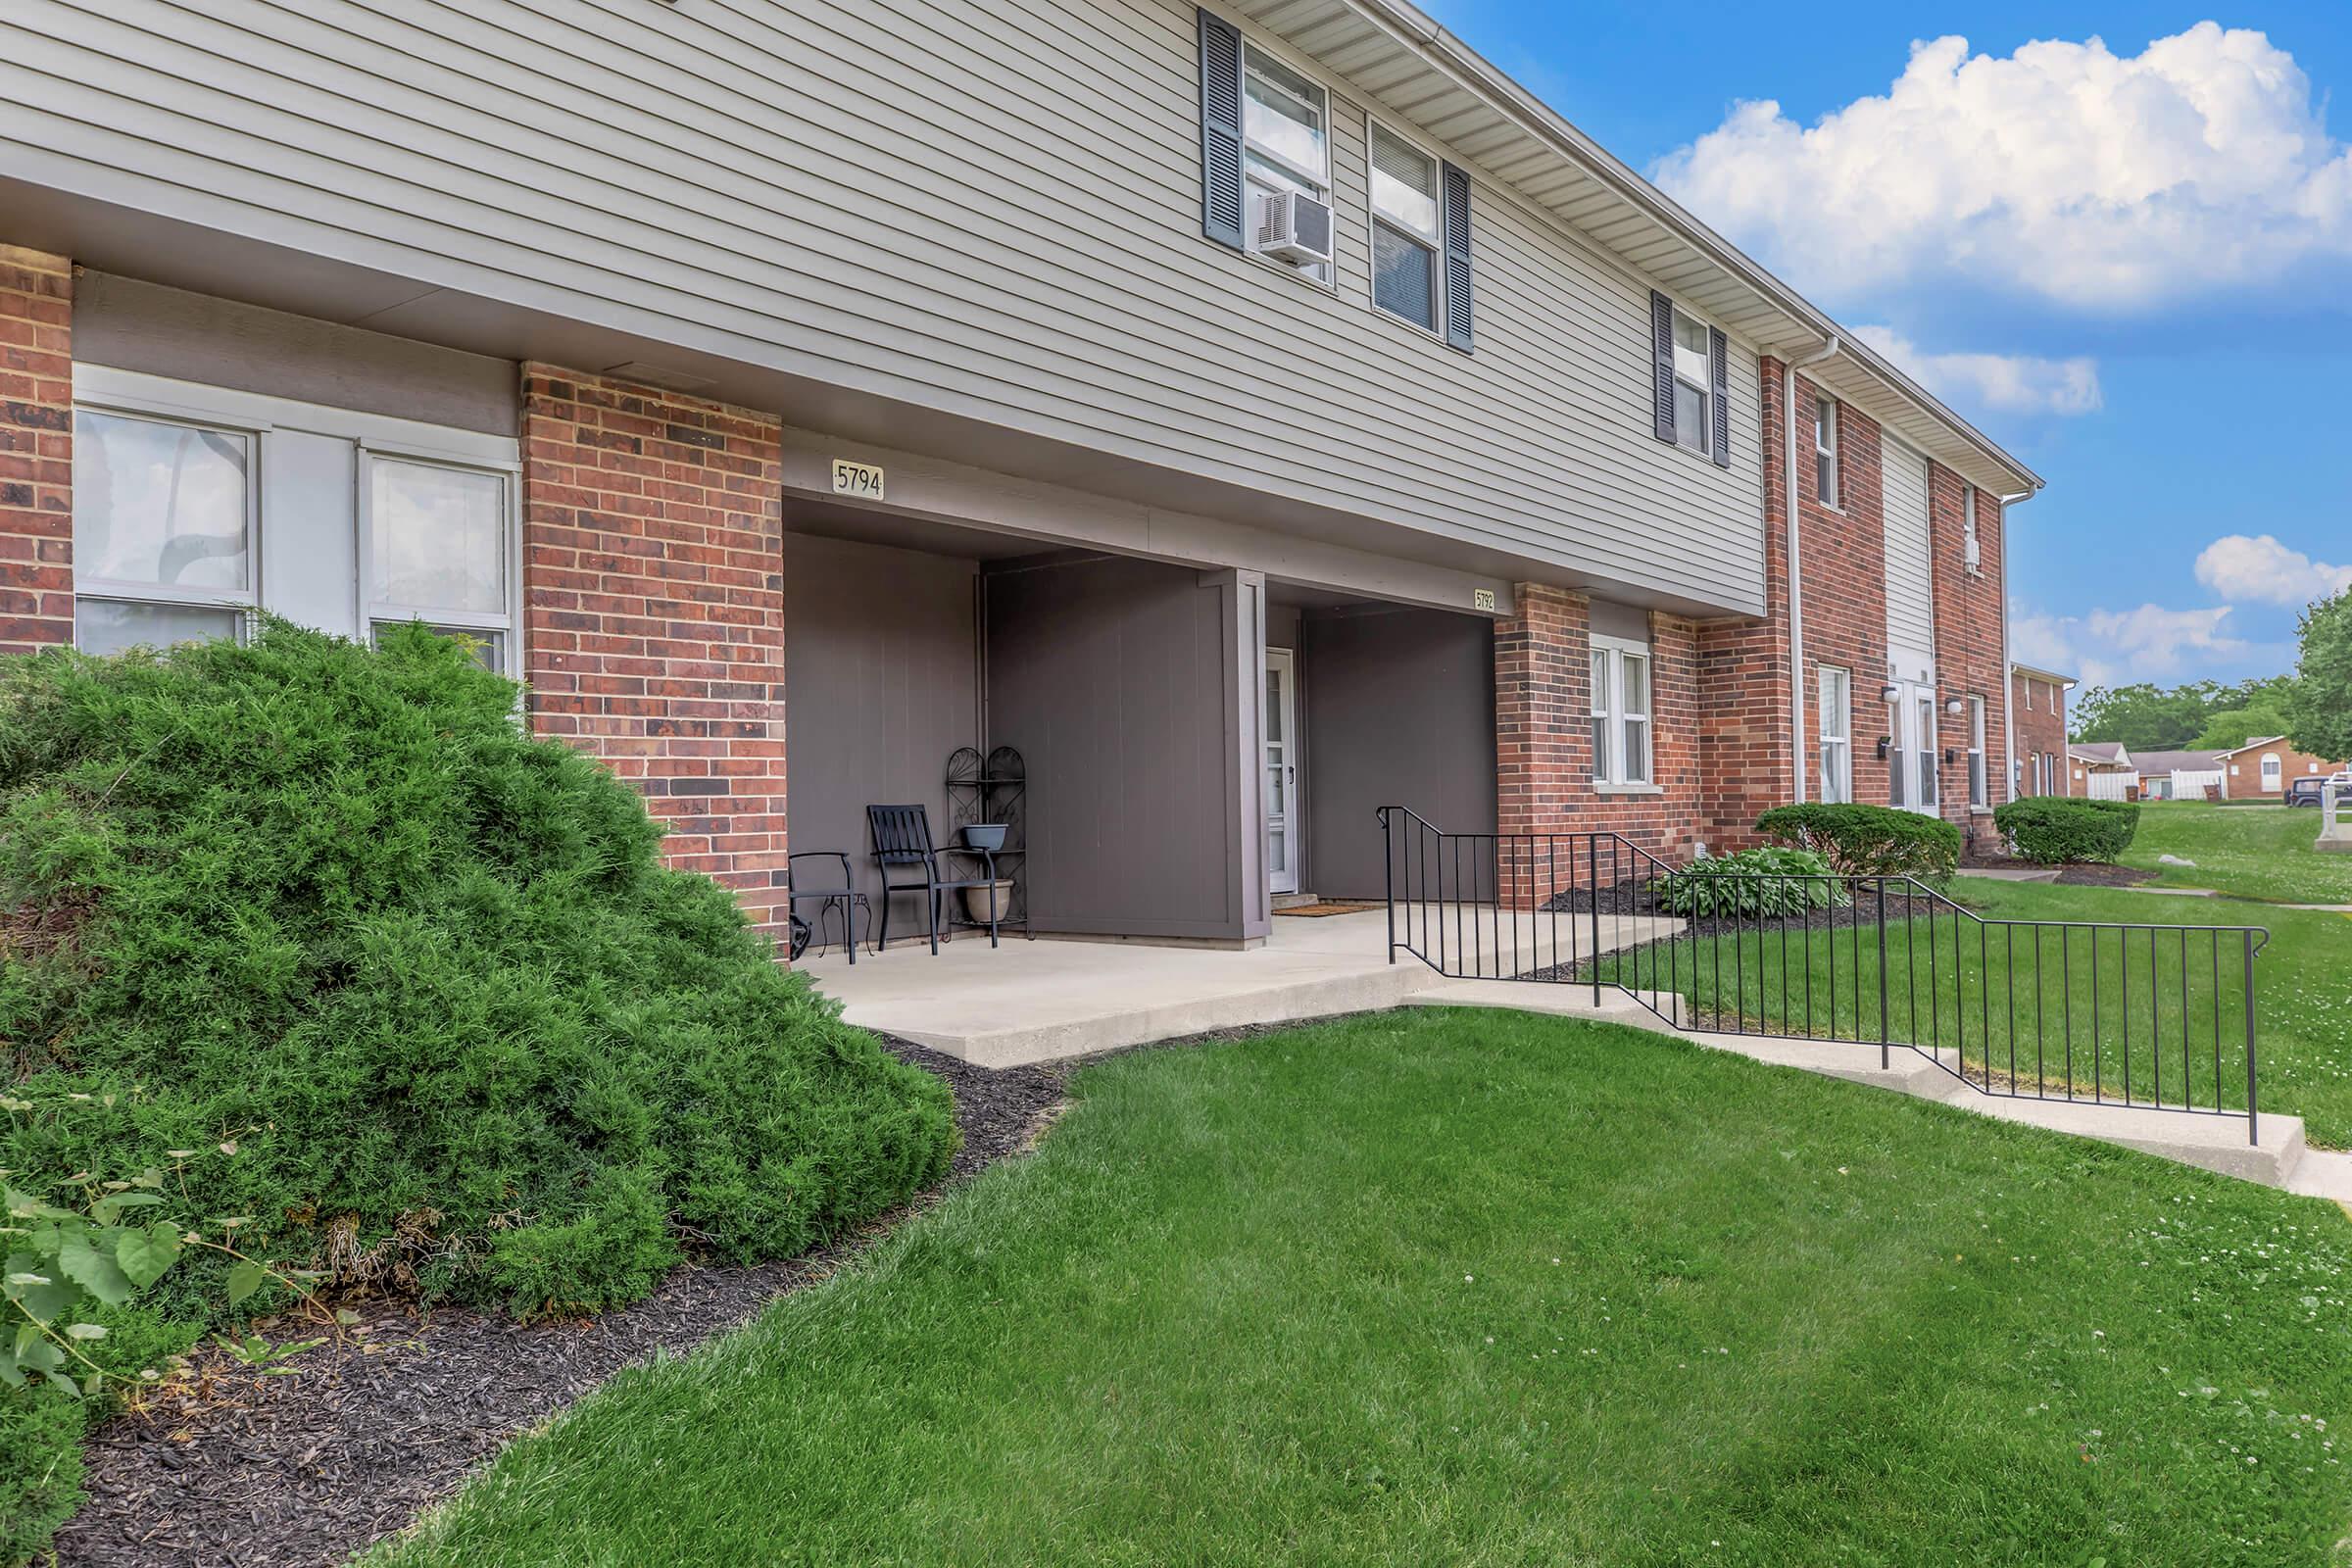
2009,663,2075,798
2211,737,2350,801
2068,742,2133,799
2130,750,2228,801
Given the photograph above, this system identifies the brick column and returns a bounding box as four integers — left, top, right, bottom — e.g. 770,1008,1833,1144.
519,366,789,935
0,247,74,655
1932,466,2007,842
1494,583,1588,908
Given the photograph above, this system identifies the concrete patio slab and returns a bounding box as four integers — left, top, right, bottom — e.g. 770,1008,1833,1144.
803,906,1679,1068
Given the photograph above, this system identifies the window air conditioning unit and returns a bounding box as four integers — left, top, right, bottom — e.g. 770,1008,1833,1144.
1964,533,1982,571
1254,189,1334,267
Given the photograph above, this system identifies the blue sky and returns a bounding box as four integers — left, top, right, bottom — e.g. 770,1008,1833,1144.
1421,3,2352,693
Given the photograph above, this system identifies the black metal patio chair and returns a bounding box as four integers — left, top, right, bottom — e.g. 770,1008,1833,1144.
866,804,1002,956
785,851,871,964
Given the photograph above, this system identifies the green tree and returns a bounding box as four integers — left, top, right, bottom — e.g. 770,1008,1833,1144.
2285,588,2352,764
2072,681,2219,749
2191,701,2291,751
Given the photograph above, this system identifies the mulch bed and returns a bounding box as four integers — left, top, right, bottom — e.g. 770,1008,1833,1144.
49,1039,1068,1568
2051,863,2160,887
1542,880,1936,943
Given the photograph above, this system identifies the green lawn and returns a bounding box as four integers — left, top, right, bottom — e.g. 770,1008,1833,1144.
374,1011,2352,1568
1597,808,2352,1145
2127,802,2352,905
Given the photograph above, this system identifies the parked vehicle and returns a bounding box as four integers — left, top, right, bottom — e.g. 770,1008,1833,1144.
2288,772,2352,808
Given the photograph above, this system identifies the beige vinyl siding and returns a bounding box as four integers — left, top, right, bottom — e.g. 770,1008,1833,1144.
1883,437,1935,662
4,0,1768,612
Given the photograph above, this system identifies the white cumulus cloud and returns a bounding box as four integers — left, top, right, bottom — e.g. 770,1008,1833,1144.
2193,533,2352,608
2010,601,2250,690
1851,325,2101,415
1655,24,2352,308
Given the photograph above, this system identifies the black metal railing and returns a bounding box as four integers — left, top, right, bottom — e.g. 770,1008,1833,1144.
1377,807,2270,1144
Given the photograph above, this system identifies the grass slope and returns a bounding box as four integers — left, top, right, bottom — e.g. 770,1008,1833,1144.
378,1012,2352,1567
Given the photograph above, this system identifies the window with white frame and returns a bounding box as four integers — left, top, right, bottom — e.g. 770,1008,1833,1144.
1241,44,1331,282
2262,753,2283,791
1672,310,1711,456
1967,695,1986,808
72,369,520,673
1918,694,1938,808
1813,392,1839,509
72,409,257,655
1367,119,1442,333
1819,665,1851,804
1591,636,1652,787
1962,486,1980,572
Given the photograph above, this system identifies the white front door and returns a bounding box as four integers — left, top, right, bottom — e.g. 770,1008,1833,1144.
1265,648,1299,895
1886,679,1939,815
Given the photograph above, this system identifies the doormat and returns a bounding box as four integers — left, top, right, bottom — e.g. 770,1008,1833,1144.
1273,901,1382,917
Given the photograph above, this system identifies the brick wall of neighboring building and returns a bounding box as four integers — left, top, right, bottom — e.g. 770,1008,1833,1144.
0,247,74,656
1930,466,2009,845
2011,670,2071,797
2220,739,2349,799
1494,584,1706,903
519,365,790,935
1784,365,1892,817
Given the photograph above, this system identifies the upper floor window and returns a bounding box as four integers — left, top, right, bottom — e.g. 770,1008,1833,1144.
1368,120,1441,334
1242,45,1331,282
1649,293,1729,466
1813,392,1840,510
1962,485,1981,573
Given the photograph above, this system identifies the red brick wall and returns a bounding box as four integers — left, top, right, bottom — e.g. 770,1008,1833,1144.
1930,466,2008,843
1494,584,1706,901
2222,741,2348,799
2011,671,2070,797
1782,365,1893,814
519,365,789,935
0,247,73,656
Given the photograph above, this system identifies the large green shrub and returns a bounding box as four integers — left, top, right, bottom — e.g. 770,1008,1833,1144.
0,622,956,1322
1753,803,1962,882
1994,796,2139,863
1649,847,1844,919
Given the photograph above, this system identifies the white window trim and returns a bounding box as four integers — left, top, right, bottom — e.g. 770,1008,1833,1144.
68,402,262,618
1238,36,1338,292
1591,634,1655,790
1363,111,1446,341
1967,694,1987,809
1962,486,1981,575
1818,664,1852,805
1812,389,1840,511
357,443,524,674
1667,303,1713,461
71,365,522,674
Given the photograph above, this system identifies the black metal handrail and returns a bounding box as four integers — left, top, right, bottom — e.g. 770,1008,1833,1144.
1377,808,2270,1144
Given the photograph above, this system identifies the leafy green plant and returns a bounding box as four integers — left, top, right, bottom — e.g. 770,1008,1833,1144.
1994,796,2139,864
1649,846,1842,920
1753,803,1962,882
0,621,956,1327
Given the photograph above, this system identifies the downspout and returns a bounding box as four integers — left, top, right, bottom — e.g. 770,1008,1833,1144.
1997,489,2034,803
1784,335,1838,803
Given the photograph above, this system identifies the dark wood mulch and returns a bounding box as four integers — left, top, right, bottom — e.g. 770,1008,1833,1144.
49,1039,1068,1568
2051,863,2161,888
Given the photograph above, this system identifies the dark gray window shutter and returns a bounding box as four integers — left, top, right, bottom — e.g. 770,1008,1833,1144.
1441,161,1473,353
1708,324,1730,467
1199,11,1245,250
1649,290,1676,444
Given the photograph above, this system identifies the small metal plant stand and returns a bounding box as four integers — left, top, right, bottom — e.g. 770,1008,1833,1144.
946,745,1031,938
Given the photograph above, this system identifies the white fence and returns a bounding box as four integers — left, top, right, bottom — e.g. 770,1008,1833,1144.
2085,771,2138,801
2171,769,2225,800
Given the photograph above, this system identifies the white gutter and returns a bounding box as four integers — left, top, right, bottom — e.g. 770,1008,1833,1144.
1997,490,2034,802
1784,336,1839,803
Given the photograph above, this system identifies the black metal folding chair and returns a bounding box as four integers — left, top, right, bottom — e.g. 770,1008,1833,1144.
866,804,1002,955
785,851,871,963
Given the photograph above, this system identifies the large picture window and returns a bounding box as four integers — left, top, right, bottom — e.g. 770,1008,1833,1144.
72,368,520,673
1591,636,1652,788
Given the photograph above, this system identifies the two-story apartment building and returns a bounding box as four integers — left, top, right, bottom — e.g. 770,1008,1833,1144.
0,0,2041,946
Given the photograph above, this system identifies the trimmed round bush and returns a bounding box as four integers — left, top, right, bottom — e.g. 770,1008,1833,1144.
0,621,956,1319
1993,795,2139,864
1753,803,1961,882
1649,846,1843,919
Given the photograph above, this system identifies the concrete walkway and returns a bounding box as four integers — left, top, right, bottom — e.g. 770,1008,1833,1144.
803,906,1679,1068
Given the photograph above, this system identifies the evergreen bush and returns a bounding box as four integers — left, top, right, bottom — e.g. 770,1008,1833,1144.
1752,803,1962,882
0,622,956,1321
1994,796,2139,863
